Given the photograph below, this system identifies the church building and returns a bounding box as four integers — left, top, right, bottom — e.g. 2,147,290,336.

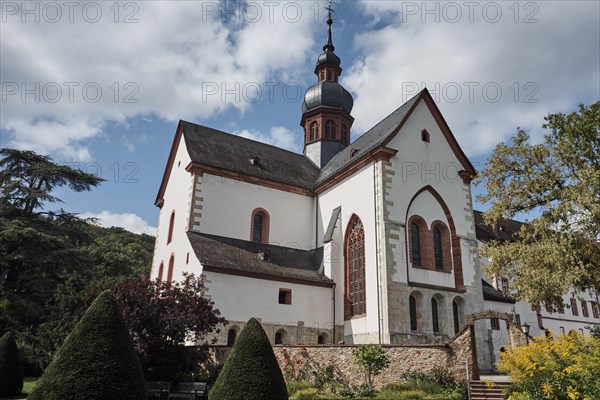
150,8,595,372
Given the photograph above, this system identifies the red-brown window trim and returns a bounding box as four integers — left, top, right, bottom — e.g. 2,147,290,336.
157,262,164,282
167,210,175,244
431,220,453,272
408,215,427,268
166,254,174,288
250,208,270,244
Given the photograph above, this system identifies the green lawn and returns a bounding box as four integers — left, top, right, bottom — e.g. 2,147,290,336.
22,377,39,395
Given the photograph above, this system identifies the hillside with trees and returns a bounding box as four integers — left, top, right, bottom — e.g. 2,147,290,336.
0,148,155,373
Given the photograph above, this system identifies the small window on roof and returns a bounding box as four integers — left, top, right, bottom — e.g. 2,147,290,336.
421,129,430,143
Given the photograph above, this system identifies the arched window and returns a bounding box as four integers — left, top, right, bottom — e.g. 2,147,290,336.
409,295,418,331
167,211,175,244
317,333,327,345
411,223,421,266
345,215,366,319
453,299,463,334
275,329,286,345
251,208,269,244
342,124,348,144
167,255,174,288
325,120,336,139
432,298,440,334
227,328,237,346
327,71,332,81
310,121,318,141
433,227,443,270
157,262,164,282
320,72,325,81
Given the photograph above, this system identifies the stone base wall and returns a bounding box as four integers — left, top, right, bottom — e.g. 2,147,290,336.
212,320,345,346
207,325,474,388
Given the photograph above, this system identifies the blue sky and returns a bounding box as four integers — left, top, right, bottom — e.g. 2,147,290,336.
1,0,599,234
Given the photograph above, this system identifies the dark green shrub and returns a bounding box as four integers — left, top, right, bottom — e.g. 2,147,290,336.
0,332,24,396
29,291,146,400
209,318,288,400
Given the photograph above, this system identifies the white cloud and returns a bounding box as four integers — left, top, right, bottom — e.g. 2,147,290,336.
80,210,156,235
343,1,600,156
1,1,320,159
237,126,299,152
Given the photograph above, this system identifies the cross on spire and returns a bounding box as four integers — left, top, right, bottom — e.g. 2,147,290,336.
324,0,335,52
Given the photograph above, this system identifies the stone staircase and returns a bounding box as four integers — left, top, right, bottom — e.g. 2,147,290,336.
469,380,511,400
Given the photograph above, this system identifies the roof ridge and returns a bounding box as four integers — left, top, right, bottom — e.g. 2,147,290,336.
180,119,313,161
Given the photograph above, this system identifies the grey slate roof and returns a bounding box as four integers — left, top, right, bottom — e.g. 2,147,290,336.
180,122,320,190
316,90,423,185
473,210,526,243
482,279,515,304
176,90,427,193
186,231,331,285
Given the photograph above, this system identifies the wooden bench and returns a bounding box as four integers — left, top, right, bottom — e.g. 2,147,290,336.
170,382,207,399
145,381,171,399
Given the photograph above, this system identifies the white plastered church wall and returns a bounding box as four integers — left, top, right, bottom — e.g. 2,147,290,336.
318,163,382,343
195,174,314,249
151,138,201,283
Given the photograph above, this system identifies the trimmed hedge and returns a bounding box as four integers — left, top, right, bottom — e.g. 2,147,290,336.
29,290,146,400
209,318,288,400
0,331,24,396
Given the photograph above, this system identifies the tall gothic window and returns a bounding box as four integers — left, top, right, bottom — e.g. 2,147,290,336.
157,262,164,282
310,121,318,141
167,211,175,244
433,227,443,270
345,215,366,318
325,120,336,139
251,209,269,244
167,255,174,288
409,295,418,331
411,223,421,266
432,298,440,334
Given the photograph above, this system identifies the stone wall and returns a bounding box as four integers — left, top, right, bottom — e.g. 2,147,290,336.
208,325,475,388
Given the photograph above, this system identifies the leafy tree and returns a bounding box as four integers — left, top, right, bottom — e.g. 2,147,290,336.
29,291,146,400
0,149,155,373
499,331,600,399
114,275,225,380
476,102,600,305
352,344,390,386
209,318,288,400
0,331,23,396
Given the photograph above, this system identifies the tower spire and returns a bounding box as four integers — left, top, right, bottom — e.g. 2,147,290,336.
324,0,335,52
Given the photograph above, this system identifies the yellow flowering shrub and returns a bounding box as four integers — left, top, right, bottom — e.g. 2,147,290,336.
498,331,600,400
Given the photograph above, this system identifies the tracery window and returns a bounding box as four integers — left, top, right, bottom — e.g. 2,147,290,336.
411,223,421,266
345,215,366,318
433,227,443,270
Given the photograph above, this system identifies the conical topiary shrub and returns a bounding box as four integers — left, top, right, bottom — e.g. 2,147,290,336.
0,331,24,396
209,318,288,400
29,290,146,400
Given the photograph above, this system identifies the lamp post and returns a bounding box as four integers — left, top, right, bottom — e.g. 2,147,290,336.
521,322,530,345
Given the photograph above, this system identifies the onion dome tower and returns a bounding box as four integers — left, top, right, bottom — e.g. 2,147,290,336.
301,1,354,168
